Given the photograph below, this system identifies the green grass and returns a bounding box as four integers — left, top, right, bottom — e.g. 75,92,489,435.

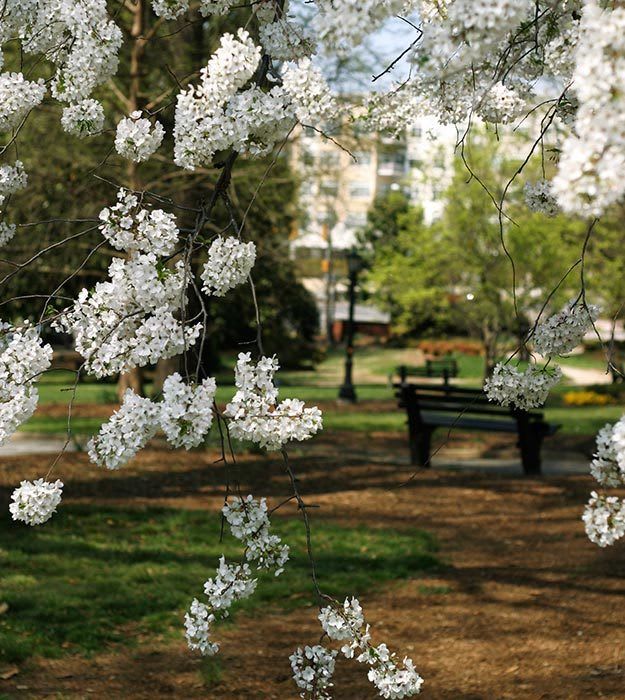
544,405,624,436
0,505,439,664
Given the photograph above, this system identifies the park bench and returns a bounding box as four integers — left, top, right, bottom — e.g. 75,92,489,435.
394,382,560,475
396,358,459,386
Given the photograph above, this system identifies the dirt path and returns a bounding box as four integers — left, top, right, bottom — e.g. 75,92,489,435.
1,436,624,699
560,365,612,386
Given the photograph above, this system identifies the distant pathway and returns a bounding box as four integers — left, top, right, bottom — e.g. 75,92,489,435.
560,364,611,386
0,434,76,457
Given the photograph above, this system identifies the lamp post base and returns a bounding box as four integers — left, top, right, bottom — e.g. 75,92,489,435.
338,384,357,402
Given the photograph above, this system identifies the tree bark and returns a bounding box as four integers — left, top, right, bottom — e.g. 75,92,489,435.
117,0,146,400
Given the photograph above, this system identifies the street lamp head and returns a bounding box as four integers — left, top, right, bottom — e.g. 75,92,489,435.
347,247,362,276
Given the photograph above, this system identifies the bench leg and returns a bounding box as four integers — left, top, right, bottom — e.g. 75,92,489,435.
410,428,433,467
519,432,543,475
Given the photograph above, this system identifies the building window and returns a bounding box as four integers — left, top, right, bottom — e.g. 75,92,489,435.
345,212,368,228
348,183,370,198
319,152,340,167
353,150,372,165
320,180,339,197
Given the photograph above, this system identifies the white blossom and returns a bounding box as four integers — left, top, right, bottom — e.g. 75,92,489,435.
185,493,288,655
115,111,165,163
290,645,337,700
60,99,105,137
87,389,160,469
524,180,560,217
589,420,625,488
532,300,599,356
0,160,28,198
54,254,199,377
224,353,323,451
184,598,219,656
151,0,189,19
222,495,290,573
0,322,52,444
478,82,526,124
367,654,424,699
0,72,46,131
99,189,179,256
259,20,316,61
583,491,625,548
159,372,216,449
0,221,16,247
484,363,562,410
203,556,257,611
9,479,64,526
282,58,337,126
553,1,625,216
173,29,261,169
318,598,423,698
0,387,39,446
198,0,239,16
201,236,256,297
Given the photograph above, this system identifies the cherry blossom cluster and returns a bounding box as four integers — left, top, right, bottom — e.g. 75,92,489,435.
174,30,336,169
524,180,560,218
184,557,257,656
0,221,16,246
89,372,218,468
201,236,256,297
98,189,179,256
224,353,323,451
9,479,64,526
2,0,122,108
185,495,287,655
198,0,240,16
312,0,415,55
60,99,105,138
87,389,161,469
282,58,337,126
0,160,28,200
259,19,316,61
151,0,189,20
484,363,562,410
159,372,216,448
478,82,527,125
532,300,599,357
583,416,625,548
316,597,423,698
553,1,625,216
0,322,52,446
114,111,165,163
54,254,199,377
222,495,290,573
173,29,262,169
589,419,625,488
290,645,337,700
583,491,625,548
0,73,46,131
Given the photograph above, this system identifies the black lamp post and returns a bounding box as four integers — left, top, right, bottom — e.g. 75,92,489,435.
338,248,362,402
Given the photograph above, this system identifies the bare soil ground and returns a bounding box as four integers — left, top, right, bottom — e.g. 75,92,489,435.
1,432,624,699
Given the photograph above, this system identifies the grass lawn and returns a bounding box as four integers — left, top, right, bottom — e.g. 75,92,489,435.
0,505,439,665
24,347,622,439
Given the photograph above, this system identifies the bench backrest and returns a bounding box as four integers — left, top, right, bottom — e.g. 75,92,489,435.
394,382,544,423
397,359,459,383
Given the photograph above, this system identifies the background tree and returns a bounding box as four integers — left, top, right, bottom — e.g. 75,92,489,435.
365,134,584,375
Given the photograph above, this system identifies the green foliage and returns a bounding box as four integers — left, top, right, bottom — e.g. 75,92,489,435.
365,133,584,371
0,505,439,663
